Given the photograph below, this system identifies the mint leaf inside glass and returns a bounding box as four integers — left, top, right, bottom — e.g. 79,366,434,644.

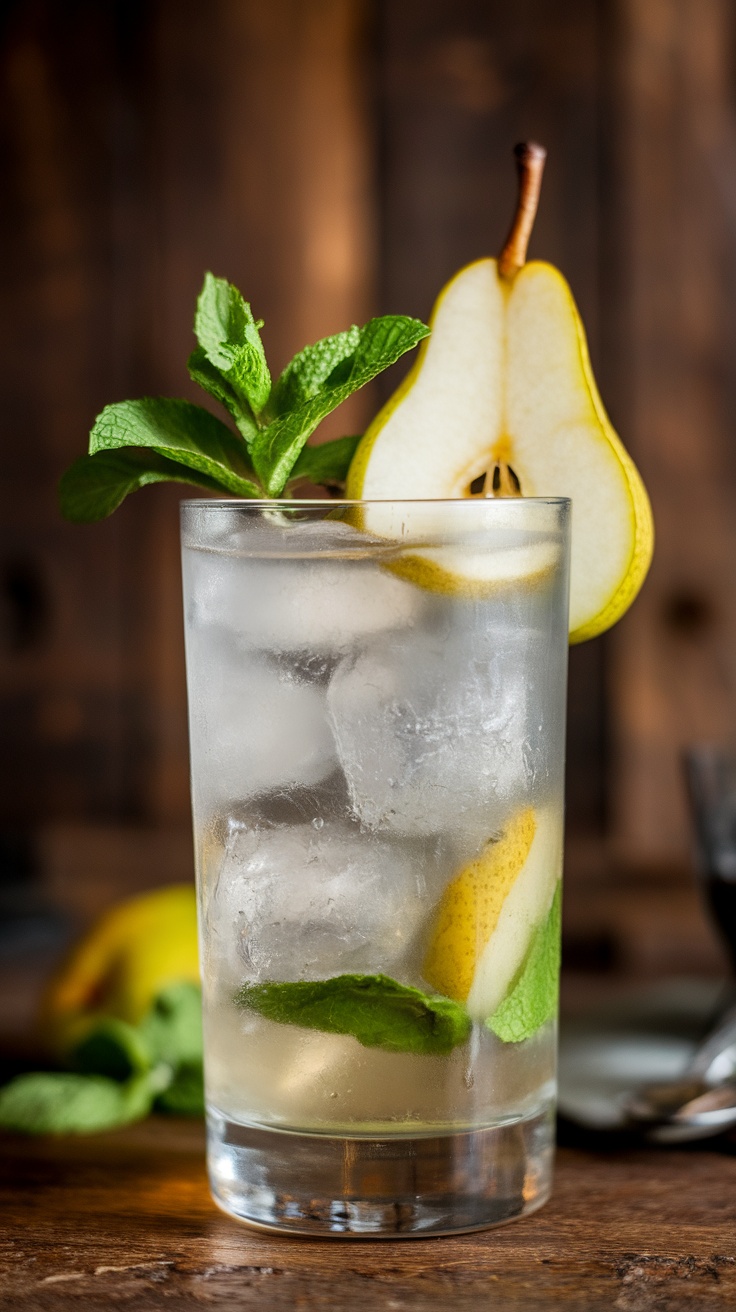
486,883,562,1043
236,973,471,1056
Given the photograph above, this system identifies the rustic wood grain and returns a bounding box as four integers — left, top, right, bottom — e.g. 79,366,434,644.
2,1118,736,1310
0,0,374,834
607,0,736,867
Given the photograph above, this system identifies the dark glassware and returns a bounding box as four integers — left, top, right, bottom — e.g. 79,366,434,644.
684,747,736,971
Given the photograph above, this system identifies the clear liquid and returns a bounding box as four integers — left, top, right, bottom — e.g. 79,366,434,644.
204,1006,556,1133
181,502,569,1232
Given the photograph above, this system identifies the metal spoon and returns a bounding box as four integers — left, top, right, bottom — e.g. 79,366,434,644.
622,1000,736,1140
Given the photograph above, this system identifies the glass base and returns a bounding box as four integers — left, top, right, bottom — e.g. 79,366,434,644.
207,1104,555,1237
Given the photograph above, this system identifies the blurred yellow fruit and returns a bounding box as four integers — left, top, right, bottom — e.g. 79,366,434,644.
42,885,199,1054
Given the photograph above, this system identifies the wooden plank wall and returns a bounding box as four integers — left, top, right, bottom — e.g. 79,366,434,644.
0,0,374,833
607,0,736,866
2,0,736,883
1,3,140,828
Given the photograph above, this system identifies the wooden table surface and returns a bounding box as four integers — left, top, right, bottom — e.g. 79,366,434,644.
3,1119,736,1311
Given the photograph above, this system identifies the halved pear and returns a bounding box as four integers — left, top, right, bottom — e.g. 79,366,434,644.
347,148,653,641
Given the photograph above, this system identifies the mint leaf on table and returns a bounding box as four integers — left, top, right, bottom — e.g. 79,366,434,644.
70,1018,153,1081
0,1072,155,1136
69,985,202,1079
139,982,203,1069
251,316,430,496
0,983,205,1135
486,883,562,1044
89,398,261,498
194,272,271,421
59,450,227,523
287,435,362,490
236,973,471,1056
155,1063,205,1116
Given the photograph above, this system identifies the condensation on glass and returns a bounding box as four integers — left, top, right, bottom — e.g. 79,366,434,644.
181,498,570,1236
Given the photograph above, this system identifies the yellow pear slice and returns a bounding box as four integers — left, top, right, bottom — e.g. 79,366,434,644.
353,496,561,598
423,807,562,1023
347,145,653,641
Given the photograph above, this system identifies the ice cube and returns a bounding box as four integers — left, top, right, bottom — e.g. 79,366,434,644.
207,821,435,985
183,507,366,557
326,626,534,846
183,546,424,656
187,644,338,816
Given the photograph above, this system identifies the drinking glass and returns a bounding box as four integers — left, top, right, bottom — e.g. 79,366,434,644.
684,746,736,972
181,498,570,1236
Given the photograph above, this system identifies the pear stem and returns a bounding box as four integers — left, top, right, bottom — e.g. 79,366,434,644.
497,142,547,280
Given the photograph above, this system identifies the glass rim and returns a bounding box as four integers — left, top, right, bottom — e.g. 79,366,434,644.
180,496,572,509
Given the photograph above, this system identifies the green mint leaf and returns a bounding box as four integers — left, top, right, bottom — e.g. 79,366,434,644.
59,450,228,523
236,973,471,1056
70,1018,153,1081
194,272,271,418
287,435,362,489
486,884,562,1044
139,982,203,1070
270,326,362,416
187,348,259,446
251,315,430,496
0,1071,155,1136
89,398,262,498
155,1062,204,1116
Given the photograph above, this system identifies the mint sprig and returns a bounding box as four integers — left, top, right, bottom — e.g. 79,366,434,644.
187,348,258,445
236,973,471,1056
59,449,229,523
253,316,429,495
59,273,429,521
269,325,362,416
486,883,562,1044
89,398,262,496
288,434,361,488
156,1063,205,1116
192,272,271,431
